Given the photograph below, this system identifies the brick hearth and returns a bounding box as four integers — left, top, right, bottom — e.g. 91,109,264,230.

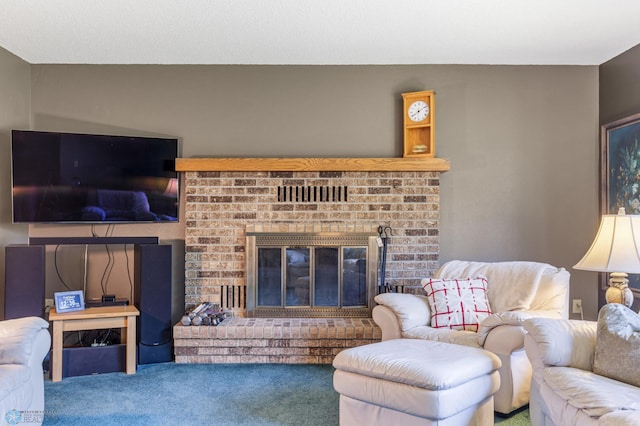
174,317,381,364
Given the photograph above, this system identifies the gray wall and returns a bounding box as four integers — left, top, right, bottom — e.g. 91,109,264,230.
599,44,640,311
26,64,600,319
0,47,31,319
600,44,640,125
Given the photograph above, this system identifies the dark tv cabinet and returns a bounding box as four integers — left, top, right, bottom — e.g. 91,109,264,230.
4,236,173,370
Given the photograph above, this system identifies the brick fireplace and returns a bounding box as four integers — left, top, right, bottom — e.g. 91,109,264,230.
173,158,448,363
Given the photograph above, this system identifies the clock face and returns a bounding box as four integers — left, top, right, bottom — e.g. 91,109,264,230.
408,100,429,122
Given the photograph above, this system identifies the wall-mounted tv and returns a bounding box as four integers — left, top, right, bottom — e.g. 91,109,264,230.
11,130,179,224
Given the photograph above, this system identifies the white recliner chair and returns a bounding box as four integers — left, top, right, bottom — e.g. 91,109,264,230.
372,260,569,415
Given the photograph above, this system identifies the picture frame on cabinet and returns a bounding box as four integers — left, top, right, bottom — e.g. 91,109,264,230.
601,111,640,297
54,290,85,313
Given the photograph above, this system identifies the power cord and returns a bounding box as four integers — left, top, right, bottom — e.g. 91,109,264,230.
99,224,116,297
124,244,134,304
53,245,73,291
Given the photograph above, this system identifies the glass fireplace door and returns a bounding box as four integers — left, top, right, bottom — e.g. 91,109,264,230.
256,245,368,309
247,232,377,318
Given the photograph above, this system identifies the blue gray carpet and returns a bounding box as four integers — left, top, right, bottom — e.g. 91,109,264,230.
43,363,530,425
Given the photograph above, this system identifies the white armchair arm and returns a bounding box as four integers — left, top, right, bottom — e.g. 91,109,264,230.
523,318,597,371
0,317,50,366
477,309,563,346
0,316,50,423
483,324,526,355
372,293,430,341
371,305,402,341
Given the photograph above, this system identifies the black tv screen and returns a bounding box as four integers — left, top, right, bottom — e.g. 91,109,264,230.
11,130,179,224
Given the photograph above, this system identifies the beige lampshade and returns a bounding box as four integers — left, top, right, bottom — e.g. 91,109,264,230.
574,208,640,273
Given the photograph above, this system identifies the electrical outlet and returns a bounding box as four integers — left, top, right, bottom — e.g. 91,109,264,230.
45,298,55,309
572,299,582,314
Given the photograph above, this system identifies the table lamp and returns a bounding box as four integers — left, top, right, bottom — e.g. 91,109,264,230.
574,207,640,308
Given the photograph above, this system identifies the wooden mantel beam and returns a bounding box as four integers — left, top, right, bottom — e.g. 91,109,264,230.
175,157,450,172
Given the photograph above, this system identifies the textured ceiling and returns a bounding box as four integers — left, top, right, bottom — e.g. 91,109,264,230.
0,0,639,65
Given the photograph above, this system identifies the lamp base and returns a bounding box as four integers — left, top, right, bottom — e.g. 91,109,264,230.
606,272,634,308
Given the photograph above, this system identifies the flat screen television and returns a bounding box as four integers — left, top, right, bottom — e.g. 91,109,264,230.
11,130,179,224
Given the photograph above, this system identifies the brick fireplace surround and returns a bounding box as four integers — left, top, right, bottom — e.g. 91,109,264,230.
173,159,446,364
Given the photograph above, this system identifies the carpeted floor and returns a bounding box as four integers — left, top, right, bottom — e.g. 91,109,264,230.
495,406,531,425
43,363,530,425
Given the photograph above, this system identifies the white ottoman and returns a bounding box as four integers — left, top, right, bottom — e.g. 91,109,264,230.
333,339,502,425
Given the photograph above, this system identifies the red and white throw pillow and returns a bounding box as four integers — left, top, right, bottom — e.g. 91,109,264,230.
421,277,492,332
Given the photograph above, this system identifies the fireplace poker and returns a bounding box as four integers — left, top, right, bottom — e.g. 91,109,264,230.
377,226,392,293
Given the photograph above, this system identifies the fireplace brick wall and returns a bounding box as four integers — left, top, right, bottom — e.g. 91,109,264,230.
183,170,442,316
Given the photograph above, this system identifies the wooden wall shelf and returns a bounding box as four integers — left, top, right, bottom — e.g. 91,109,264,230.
175,157,450,172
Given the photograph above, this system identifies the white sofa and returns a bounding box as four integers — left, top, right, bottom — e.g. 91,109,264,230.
0,316,51,426
524,315,640,425
372,260,569,415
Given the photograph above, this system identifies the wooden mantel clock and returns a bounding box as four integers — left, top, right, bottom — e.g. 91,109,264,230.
402,90,435,158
